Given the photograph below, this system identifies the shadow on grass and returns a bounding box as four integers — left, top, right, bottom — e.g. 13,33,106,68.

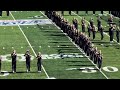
66,60,90,62
68,64,95,66
77,68,99,71
49,41,71,43
4,71,39,74
49,34,65,37
37,25,57,30
92,41,110,44
57,48,80,54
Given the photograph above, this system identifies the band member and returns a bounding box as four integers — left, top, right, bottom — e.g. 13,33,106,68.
6,11,9,16
72,18,78,30
97,16,101,31
76,11,79,14
75,29,79,44
11,50,17,73
89,18,94,28
93,47,98,64
24,50,31,72
109,24,114,43
0,56,2,73
109,11,111,14
97,50,102,70
36,52,42,72
116,26,120,43
61,11,64,15
92,25,96,40
90,48,95,61
85,11,88,15
101,11,103,14
45,11,48,15
69,11,71,15
99,25,104,40
93,11,95,15
87,23,91,37
81,17,86,32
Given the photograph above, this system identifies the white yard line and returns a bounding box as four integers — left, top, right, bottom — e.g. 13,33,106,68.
10,11,50,79
71,11,120,45
40,11,109,79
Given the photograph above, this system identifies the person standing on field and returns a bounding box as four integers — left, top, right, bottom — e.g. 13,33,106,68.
24,50,31,72
11,50,17,73
36,52,42,72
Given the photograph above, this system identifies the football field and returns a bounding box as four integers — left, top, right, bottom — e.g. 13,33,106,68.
0,11,120,79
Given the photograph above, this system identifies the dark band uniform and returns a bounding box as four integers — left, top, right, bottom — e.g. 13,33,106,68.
69,11,71,15
99,26,104,40
81,19,85,32
109,25,114,42
24,51,31,72
11,52,17,73
36,54,42,72
97,54,102,69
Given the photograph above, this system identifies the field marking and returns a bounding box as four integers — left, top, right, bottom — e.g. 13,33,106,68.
104,11,120,19
71,11,120,45
10,11,50,79
40,11,109,79
0,71,9,76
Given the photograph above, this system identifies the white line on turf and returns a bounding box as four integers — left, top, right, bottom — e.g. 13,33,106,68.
40,11,109,79
71,11,120,46
10,11,50,79
21,47,23,48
